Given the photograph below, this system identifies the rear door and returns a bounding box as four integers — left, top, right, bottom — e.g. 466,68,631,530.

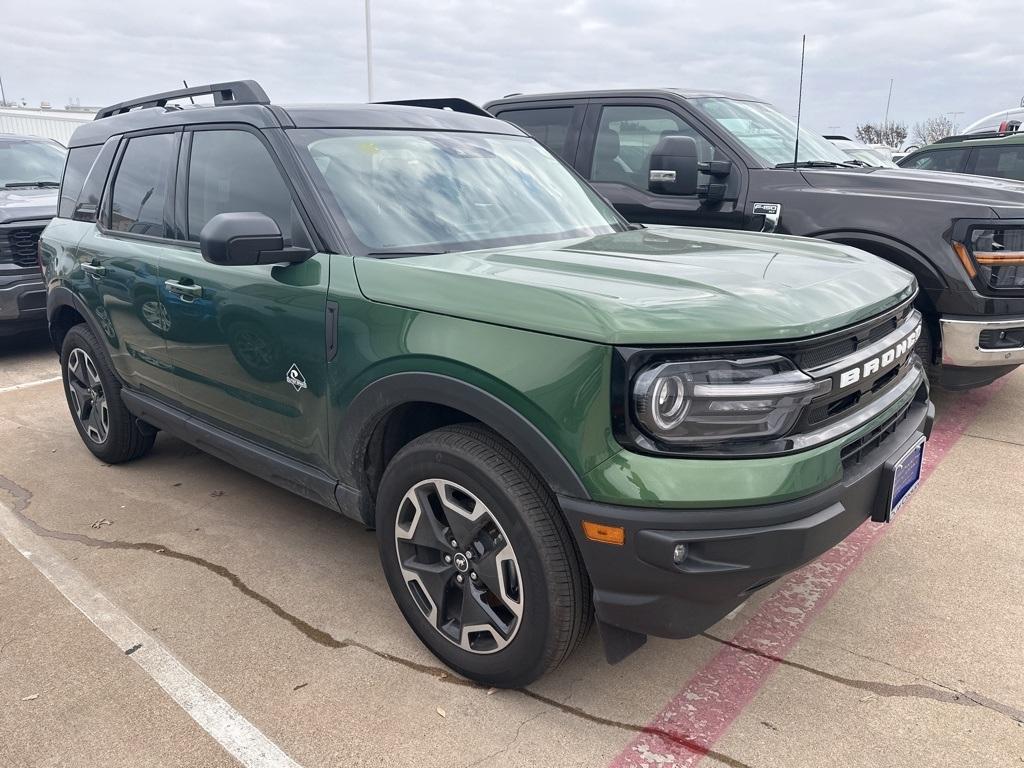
159,126,330,466
579,99,746,229
74,130,181,400
966,144,1024,182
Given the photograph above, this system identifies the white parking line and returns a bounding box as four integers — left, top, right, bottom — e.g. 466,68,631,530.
0,375,63,394
0,499,303,768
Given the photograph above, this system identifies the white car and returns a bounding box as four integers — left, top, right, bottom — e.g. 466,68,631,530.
824,136,898,167
962,107,1023,136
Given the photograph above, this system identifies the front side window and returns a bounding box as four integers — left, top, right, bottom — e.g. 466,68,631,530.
0,138,66,189
187,130,298,241
695,97,851,168
497,107,575,159
109,133,175,237
972,146,1024,182
591,105,715,188
900,149,969,173
291,129,624,253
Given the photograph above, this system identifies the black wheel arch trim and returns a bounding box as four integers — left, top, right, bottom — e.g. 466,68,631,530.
335,372,591,503
46,285,116,352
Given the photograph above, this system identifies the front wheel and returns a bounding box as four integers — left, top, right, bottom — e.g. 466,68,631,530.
375,424,591,687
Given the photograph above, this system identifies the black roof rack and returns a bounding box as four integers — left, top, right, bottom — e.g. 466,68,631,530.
375,98,492,118
935,126,1021,144
95,80,270,121
823,134,852,141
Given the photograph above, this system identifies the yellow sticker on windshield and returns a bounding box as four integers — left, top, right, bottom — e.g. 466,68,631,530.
358,142,380,155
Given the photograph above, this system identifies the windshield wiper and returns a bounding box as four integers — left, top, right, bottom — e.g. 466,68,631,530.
773,161,855,169
365,249,453,258
3,181,61,188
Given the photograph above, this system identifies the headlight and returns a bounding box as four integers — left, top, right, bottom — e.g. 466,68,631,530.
952,223,1024,290
633,356,829,445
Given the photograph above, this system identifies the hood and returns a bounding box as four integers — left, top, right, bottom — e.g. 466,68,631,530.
801,166,1024,214
353,226,916,345
0,187,58,225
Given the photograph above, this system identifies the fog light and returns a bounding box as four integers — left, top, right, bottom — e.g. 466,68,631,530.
672,543,688,565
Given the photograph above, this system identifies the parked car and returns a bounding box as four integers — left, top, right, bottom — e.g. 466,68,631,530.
487,89,1024,390
898,130,1024,183
43,80,933,687
962,107,1023,137
0,134,65,337
824,135,898,167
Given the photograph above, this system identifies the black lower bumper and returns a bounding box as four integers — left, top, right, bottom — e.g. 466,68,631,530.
559,399,935,650
0,274,47,336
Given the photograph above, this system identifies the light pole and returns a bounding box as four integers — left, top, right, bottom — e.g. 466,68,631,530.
365,0,374,102
947,111,965,133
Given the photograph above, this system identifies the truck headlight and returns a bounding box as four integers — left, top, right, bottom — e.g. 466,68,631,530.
633,356,829,445
953,224,1024,290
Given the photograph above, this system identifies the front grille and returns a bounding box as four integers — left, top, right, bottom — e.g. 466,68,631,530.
841,400,912,469
0,226,44,268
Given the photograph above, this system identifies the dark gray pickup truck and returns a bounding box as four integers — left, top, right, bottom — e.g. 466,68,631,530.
487,89,1024,390
1,134,65,337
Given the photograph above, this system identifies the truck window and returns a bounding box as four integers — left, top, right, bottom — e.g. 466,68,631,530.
496,107,575,160
900,148,968,173
972,146,1024,182
590,106,713,189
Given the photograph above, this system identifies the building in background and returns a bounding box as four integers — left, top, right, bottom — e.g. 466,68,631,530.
0,104,96,145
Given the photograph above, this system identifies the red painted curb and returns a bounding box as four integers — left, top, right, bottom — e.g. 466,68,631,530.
609,383,1005,768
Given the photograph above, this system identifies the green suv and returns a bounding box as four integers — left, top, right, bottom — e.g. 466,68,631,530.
42,81,933,687
899,129,1024,182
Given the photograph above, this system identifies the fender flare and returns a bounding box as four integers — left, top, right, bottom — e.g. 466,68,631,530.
814,231,947,303
45,285,118,352
335,372,591,503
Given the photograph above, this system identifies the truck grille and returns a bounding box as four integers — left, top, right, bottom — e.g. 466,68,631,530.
0,225,45,268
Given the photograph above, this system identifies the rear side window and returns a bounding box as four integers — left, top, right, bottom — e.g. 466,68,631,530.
58,146,101,218
109,133,176,237
73,139,119,223
497,108,575,159
900,148,968,173
972,146,1024,182
186,130,297,242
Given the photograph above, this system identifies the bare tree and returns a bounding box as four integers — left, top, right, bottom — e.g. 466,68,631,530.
855,121,909,148
912,115,957,146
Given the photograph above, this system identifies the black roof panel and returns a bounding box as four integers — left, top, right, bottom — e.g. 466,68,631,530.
486,88,765,109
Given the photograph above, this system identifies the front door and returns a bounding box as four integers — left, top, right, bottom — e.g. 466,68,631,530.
159,127,330,466
579,101,746,229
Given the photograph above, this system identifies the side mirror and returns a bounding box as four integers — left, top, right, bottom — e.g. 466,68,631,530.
648,135,699,196
199,212,311,267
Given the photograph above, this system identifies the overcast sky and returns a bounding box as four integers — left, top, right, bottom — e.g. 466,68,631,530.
4,0,1022,140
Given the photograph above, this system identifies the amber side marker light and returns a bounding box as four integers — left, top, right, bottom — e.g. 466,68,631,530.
952,242,977,278
582,521,625,546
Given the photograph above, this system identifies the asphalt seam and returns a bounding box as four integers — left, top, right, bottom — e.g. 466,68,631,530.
0,471,753,768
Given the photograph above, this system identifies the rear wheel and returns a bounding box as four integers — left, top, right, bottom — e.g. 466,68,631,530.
375,424,591,687
60,324,155,463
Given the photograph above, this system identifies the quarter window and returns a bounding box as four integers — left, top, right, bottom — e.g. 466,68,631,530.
109,133,176,237
591,106,714,189
497,108,575,159
900,149,968,173
186,130,296,242
58,145,101,219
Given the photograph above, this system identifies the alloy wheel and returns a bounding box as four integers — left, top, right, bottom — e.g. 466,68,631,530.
66,347,109,444
394,478,524,654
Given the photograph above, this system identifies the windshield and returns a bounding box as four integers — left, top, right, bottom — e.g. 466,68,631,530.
0,139,66,187
694,97,851,167
842,147,897,168
290,130,625,253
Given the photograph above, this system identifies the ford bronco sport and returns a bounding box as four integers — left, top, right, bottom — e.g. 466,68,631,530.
1,133,65,337
487,89,1024,390
42,81,933,687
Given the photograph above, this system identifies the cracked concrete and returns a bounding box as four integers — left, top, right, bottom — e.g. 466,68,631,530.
2,337,1023,767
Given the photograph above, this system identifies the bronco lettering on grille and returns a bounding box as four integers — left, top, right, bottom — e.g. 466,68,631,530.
838,325,921,390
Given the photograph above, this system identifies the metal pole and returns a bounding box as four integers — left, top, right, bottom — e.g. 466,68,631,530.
883,78,893,130
792,35,806,169
947,111,964,133
365,0,374,102
0,71,7,107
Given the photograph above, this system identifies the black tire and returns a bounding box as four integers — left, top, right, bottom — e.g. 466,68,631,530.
915,317,942,383
375,424,591,688
60,324,155,463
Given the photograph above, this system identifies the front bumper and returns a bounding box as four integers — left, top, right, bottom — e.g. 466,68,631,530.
0,274,47,335
941,315,1024,367
558,398,934,644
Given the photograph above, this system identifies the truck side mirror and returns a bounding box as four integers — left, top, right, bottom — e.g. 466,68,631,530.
648,136,699,196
